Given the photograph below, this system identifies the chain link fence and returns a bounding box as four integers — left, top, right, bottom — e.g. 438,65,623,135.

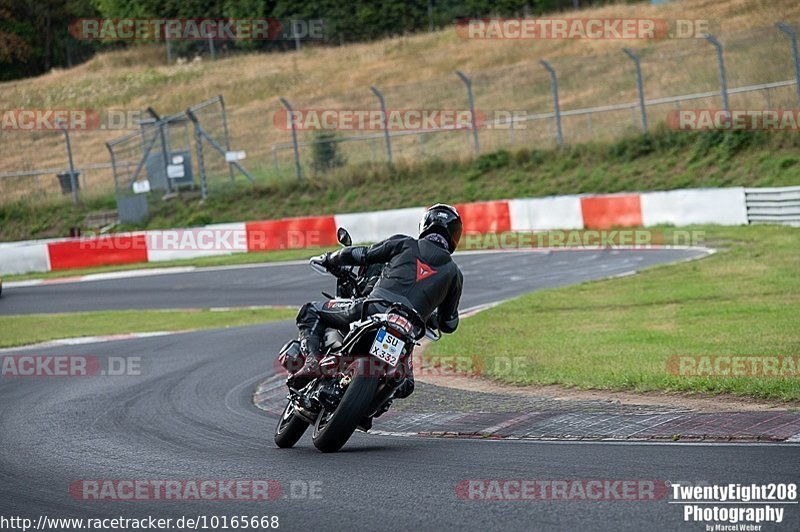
269,23,800,179
104,96,252,218
2,22,799,204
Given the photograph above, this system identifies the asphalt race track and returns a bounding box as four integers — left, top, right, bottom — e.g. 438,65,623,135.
2,248,799,531
3,248,702,315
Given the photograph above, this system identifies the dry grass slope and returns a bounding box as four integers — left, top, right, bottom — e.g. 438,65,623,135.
0,0,798,201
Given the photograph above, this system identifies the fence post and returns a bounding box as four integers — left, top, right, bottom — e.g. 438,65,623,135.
776,23,800,106
370,85,393,165
146,107,174,193
188,115,208,199
106,142,119,191
455,70,481,156
57,121,79,204
622,48,648,132
293,20,301,51
218,95,235,183
704,35,729,112
279,97,304,180
165,31,172,65
208,34,216,60
539,60,563,146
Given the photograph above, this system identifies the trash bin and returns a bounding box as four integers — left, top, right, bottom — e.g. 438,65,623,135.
57,171,80,195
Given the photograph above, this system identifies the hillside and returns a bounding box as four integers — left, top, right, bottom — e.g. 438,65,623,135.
2,126,798,241
0,0,799,204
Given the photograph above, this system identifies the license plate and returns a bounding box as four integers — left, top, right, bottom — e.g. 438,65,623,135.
369,328,405,367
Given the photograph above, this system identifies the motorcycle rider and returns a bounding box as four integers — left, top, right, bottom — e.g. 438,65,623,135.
287,204,464,404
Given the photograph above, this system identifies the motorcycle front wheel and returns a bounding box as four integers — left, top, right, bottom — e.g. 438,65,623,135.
274,400,310,448
312,358,379,453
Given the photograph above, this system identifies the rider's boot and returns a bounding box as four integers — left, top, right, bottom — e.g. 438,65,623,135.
393,377,415,399
394,357,415,399
287,335,322,389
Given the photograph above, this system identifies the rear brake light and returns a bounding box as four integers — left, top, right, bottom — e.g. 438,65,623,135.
387,313,412,335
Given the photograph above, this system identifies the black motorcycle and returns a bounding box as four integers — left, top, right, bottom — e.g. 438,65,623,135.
273,228,440,453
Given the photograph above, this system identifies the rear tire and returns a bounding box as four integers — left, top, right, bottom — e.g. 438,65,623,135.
274,401,309,448
312,358,378,453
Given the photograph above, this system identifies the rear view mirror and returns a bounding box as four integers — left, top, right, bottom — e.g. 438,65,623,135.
337,227,352,247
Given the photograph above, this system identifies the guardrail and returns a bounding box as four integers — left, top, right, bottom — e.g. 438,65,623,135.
745,186,800,226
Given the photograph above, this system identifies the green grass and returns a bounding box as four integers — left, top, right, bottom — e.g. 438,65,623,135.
2,127,799,242
426,225,800,401
0,307,296,348
3,246,336,282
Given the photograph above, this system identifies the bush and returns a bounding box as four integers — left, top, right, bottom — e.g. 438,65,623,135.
474,150,511,172
311,131,346,173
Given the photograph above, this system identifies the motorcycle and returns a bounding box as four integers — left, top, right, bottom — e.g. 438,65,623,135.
273,228,441,453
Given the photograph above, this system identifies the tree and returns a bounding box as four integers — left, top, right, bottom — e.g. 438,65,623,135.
311,131,346,173
0,0,99,81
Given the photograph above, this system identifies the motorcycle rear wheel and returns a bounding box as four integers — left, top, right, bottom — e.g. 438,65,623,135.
312,358,378,453
274,401,309,448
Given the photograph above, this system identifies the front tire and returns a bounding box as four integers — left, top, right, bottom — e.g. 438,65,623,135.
312,358,378,453
274,401,309,448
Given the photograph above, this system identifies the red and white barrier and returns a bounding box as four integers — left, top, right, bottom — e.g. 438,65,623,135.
147,223,248,263
640,188,748,226
580,194,643,229
245,215,337,252
47,233,148,271
334,206,425,244
455,200,511,234
508,196,583,231
0,241,51,275
0,186,758,276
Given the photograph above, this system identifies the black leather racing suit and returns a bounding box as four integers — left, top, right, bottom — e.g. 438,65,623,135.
295,234,463,394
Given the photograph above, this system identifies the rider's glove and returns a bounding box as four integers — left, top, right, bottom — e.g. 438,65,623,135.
324,250,344,273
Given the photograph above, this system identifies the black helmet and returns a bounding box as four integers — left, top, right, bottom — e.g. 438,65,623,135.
419,203,462,253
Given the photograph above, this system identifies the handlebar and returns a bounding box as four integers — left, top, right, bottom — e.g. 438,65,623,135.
309,254,329,276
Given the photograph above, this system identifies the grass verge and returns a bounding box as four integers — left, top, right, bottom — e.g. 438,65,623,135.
426,225,800,400
0,307,296,348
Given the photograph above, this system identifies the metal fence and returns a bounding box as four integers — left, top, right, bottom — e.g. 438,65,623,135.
0,162,132,204
106,96,252,204
1,22,799,203
271,23,800,179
